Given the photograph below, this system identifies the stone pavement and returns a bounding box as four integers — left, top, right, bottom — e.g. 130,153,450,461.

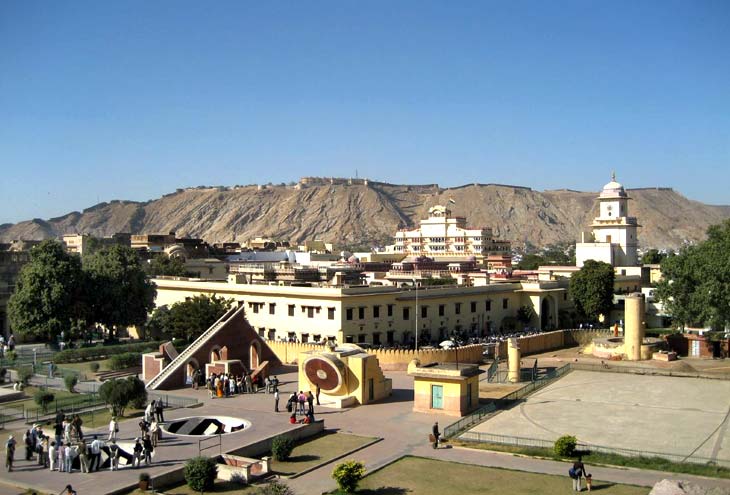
2,367,730,495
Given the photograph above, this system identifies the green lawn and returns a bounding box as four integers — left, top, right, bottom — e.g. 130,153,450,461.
57,358,112,374
352,456,649,495
142,480,261,495
271,431,376,476
1,385,78,410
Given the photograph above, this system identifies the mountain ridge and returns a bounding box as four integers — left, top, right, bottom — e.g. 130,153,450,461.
1,180,728,250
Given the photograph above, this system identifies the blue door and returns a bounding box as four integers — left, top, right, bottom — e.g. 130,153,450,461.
431,385,443,409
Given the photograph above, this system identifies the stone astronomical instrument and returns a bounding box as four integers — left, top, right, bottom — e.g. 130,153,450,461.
303,354,347,394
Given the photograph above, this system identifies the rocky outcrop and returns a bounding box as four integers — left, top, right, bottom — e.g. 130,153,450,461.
1,181,728,250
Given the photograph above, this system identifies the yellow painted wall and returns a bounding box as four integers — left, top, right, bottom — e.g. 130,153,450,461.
413,375,480,417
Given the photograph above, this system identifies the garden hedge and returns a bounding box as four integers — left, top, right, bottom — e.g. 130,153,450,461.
52,340,168,364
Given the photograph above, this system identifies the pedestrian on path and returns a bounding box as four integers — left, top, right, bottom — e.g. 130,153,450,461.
315,383,321,405
108,440,120,471
431,422,440,449
570,456,587,492
297,391,306,414
48,441,57,471
5,435,16,472
109,417,119,442
307,391,314,413
155,400,164,422
274,390,280,412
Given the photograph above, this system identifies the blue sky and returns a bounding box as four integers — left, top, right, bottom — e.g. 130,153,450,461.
1,1,728,224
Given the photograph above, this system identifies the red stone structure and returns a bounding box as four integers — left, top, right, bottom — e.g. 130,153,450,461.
144,303,281,390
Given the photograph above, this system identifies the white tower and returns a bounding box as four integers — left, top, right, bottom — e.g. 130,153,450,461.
576,173,640,267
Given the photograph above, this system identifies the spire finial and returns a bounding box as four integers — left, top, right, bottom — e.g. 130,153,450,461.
611,170,616,182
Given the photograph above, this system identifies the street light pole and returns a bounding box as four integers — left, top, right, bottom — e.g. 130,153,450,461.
414,277,419,352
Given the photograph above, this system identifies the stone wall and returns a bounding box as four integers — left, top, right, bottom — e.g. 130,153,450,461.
495,329,613,359
267,341,484,371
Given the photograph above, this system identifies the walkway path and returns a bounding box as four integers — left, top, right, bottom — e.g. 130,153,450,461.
2,368,730,495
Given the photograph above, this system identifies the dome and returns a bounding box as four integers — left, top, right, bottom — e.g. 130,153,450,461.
599,172,627,198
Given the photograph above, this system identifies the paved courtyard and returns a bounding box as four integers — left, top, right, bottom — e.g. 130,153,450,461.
470,370,730,464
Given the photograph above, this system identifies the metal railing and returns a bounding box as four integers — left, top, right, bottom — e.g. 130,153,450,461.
147,391,200,409
444,364,571,439
443,403,497,439
458,431,729,467
486,358,499,382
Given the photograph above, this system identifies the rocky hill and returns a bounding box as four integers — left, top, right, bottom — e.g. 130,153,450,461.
1,179,728,250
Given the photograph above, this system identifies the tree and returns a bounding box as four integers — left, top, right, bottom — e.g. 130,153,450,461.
184,456,218,494
641,249,666,265
332,460,366,493
153,294,233,341
516,254,545,270
99,376,147,417
516,305,535,326
554,435,577,457
34,387,55,413
64,374,78,393
569,260,615,323
144,254,191,277
7,240,86,342
83,245,157,339
655,219,730,330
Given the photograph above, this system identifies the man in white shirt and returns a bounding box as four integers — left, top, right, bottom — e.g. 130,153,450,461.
89,435,104,472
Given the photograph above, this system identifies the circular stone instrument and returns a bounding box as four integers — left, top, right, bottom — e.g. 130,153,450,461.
303,354,347,394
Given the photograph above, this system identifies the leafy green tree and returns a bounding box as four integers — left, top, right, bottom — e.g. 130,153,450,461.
83,245,156,339
641,249,666,264
144,254,191,277
516,254,545,270
64,374,78,393
569,260,615,323
99,376,147,417
152,294,233,341
554,435,577,457
655,219,730,330
8,240,86,342
34,387,55,413
516,305,535,326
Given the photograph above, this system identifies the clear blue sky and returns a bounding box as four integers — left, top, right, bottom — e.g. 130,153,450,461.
1,1,728,224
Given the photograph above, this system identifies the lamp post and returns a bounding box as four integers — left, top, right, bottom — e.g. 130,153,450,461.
414,277,419,352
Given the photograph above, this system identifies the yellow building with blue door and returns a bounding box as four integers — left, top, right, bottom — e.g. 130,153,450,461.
408,359,484,417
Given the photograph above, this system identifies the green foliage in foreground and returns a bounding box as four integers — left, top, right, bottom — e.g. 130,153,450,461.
332,460,366,493
554,435,577,457
184,456,218,494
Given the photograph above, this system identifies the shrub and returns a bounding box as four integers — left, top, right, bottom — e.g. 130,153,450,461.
5,350,17,363
255,480,295,495
184,456,218,494
34,387,55,412
89,362,100,373
52,340,167,364
0,368,7,383
271,436,294,461
64,374,78,393
554,435,578,457
110,352,140,370
17,366,33,385
332,460,366,493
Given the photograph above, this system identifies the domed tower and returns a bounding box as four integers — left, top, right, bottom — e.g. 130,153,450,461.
576,173,640,267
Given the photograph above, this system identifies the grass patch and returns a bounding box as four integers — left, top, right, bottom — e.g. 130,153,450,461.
451,440,730,479
137,480,260,494
1,385,78,410
350,456,648,494
268,431,376,476
57,358,112,374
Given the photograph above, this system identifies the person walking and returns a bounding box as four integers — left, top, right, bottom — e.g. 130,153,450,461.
431,422,440,449
142,434,154,466
5,435,16,472
56,442,65,473
307,391,315,413
77,439,89,473
150,420,160,448
155,399,164,422
89,435,103,471
274,390,280,412
63,443,73,473
48,441,57,471
315,383,321,405
144,400,155,423
570,456,587,492
297,391,306,415
108,417,119,442
108,440,120,471
132,438,143,468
